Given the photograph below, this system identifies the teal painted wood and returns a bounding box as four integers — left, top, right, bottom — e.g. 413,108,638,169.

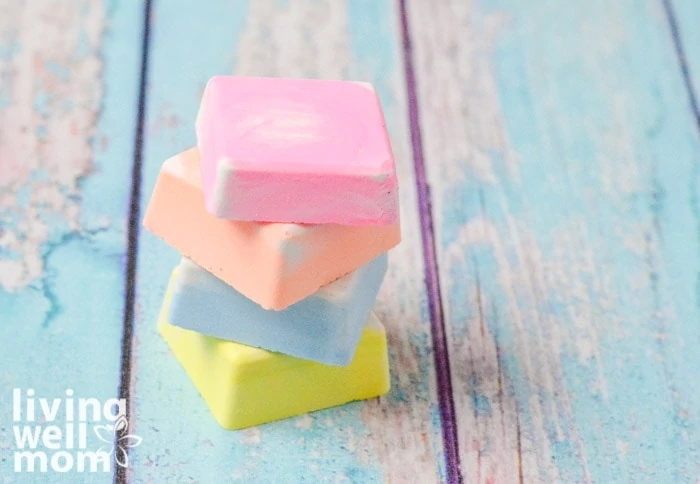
128,0,445,481
4,1,695,482
407,0,700,481
0,1,144,482
671,0,700,103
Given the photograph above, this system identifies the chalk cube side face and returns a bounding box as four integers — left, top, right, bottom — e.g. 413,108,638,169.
142,148,401,309
196,76,399,225
158,269,391,430
168,254,387,365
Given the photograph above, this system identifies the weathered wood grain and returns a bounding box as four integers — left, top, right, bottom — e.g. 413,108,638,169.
0,0,144,481
3,0,696,481
406,0,700,481
128,1,445,481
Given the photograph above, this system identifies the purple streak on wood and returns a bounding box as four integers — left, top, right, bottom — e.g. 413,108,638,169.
662,0,700,133
397,0,462,482
116,0,152,482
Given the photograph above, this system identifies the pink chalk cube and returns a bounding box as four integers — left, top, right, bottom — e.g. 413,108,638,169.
195,76,399,225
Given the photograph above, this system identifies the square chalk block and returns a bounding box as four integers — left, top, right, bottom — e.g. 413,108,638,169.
196,76,399,225
169,254,386,366
143,148,400,310
159,268,391,430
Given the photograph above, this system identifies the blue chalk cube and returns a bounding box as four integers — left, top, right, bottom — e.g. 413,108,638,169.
167,254,388,366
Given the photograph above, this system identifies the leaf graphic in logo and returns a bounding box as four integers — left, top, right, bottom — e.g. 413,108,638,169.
93,424,115,446
119,434,143,448
114,414,128,433
92,416,142,469
116,446,129,468
115,432,143,468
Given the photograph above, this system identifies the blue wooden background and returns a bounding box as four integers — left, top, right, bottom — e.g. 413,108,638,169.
1,0,699,482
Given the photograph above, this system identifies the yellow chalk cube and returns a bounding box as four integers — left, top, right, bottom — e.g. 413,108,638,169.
158,269,391,430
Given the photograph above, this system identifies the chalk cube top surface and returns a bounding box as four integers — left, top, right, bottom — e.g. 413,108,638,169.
196,76,399,225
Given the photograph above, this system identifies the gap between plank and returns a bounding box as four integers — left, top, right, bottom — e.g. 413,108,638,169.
397,1,463,482
661,0,700,333
115,0,152,482
662,0,700,132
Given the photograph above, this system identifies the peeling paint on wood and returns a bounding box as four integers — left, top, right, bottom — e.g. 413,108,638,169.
408,0,700,481
0,0,105,291
0,0,144,481
2,0,700,482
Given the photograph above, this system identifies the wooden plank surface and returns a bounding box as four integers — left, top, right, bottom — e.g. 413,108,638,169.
405,0,700,482
0,0,144,482
1,0,699,482
127,1,446,482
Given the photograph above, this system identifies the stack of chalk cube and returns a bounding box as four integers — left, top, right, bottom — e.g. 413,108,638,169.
143,76,401,429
